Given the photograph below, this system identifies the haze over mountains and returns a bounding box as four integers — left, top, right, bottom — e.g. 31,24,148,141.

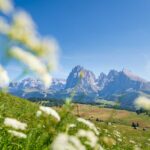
8,65,150,110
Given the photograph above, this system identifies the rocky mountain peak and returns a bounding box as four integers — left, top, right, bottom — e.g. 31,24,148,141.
99,72,107,79
65,65,98,93
108,69,119,77
121,68,146,82
72,65,84,72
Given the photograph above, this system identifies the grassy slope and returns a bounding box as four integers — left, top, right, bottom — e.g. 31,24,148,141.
73,104,150,149
0,93,150,150
0,93,63,150
73,104,150,127
0,92,39,126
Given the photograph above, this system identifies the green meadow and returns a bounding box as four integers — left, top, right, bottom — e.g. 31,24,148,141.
0,93,150,150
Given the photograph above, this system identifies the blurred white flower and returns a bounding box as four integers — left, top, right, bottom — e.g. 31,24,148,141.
9,11,59,67
0,9,59,86
0,65,9,88
95,144,104,150
0,0,13,14
42,73,52,89
102,136,116,146
39,106,60,121
8,11,39,50
113,130,121,138
77,129,98,148
40,38,58,55
8,130,27,138
134,96,150,110
66,124,76,133
68,124,76,129
36,110,42,117
26,37,59,72
25,35,40,51
41,38,59,71
9,10,37,42
10,46,52,88
117,138,122,142
103,129,108,133
13,10,35,30
51,133,85,150
0,17,10,34
108,122,112,126
4,118,27,130
134,145,141,150
77,118,99,135
69,135,86,150
129,140,136,144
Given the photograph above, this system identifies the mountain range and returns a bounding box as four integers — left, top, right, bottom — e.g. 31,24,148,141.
8,65,150,110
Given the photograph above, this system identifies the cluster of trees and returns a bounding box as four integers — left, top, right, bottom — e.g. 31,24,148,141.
131,122,139,129
136,108,150,117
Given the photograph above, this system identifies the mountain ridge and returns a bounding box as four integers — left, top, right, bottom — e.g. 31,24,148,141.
8,65,150,110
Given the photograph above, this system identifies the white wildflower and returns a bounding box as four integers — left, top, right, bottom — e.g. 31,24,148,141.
26,37,59,72
8,11,36,44
42,73,52,89
77,118,99,135
4,118,27,130
77,129,98,148
95,144,104,150
117,138,122,142
0,65,9,87
103,129,108,133
40,38,59,71
8,11,41,53
108,122,112,126
13,10,35,30
68,124,76,128
102,136,116,146
36,110,42,117
113,130,121,138
8,130,27,138
10,46,52,88
0,0,13,14
25,35,40,51
66,124,76,132
10,11,58,64
40,38,58,56
69,136,86,150
134,145,141,150
0,17,10,34
51,133,85,150
134,96,150,110
39,106,60,121
129,140,136,144
147,143,150,146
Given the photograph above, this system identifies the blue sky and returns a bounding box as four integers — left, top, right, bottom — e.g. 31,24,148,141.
7,0,150,80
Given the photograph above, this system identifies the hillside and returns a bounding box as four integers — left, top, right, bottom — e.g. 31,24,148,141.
0,93,150,149
73,104,150,127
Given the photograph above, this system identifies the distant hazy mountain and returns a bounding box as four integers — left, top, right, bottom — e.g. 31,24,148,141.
98,69,148,99
97,69,150,110
9,78,66,99
8,65,150,110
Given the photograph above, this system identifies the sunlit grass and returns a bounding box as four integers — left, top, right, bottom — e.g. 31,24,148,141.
0,93,150,149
